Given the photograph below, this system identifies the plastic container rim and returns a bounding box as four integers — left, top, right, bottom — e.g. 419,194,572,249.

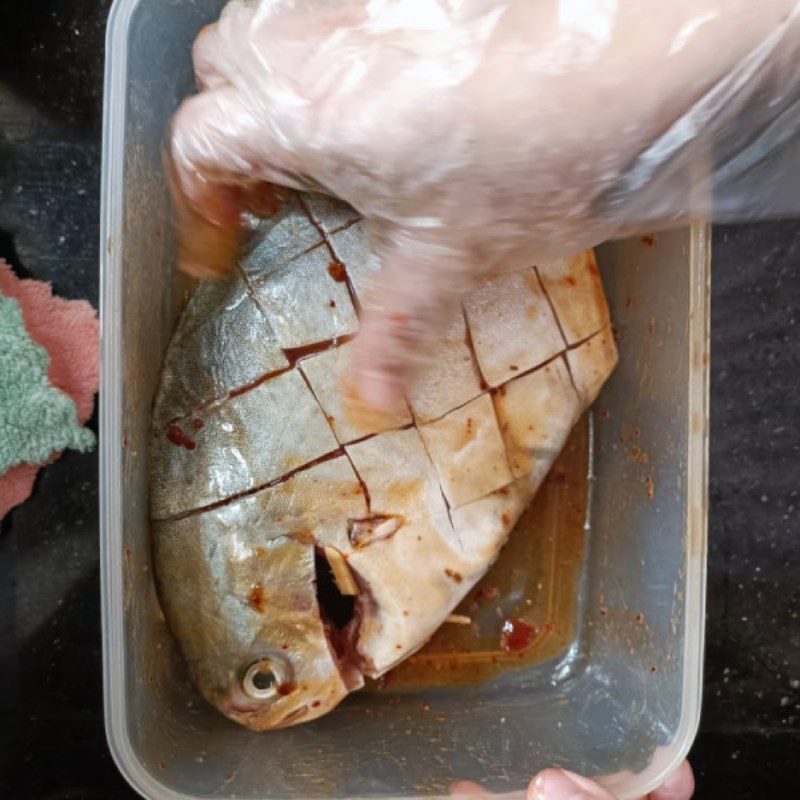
99,1,710,797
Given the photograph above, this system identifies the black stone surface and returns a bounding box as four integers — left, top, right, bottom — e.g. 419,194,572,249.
0,2,798,798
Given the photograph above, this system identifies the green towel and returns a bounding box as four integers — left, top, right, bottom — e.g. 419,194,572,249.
0,291,95,474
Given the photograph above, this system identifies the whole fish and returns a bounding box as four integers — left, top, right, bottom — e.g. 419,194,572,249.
150,193,617,730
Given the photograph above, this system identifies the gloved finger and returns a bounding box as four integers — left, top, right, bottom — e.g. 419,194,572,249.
171,84,265,224
647,760,694,800
347,229,477,414
193,23,228,91
169,84,301,276
191,0,264,91
164,138,240,280
528,769,616,800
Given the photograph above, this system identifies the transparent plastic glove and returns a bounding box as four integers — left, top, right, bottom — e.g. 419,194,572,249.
169,0,800,410
450,759,694,800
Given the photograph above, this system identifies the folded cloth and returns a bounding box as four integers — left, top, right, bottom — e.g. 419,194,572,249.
0,291,94,472
0,260,99,520
0,262,99,421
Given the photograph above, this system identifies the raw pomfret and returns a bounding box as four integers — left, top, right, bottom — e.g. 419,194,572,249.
150,193,617,729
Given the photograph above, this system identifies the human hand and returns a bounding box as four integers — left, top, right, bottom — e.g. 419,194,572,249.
451,759,694,800
169,0,799,410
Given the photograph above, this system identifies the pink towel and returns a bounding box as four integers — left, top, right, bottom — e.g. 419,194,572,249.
0,261,99,520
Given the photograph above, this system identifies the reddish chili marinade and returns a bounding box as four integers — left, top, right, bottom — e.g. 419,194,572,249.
249,584,266,613
500,618,536,653
327,261,347,282
165,423,196,450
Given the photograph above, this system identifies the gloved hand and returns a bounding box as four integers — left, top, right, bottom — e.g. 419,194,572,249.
451,759,694,800
170,0,800,411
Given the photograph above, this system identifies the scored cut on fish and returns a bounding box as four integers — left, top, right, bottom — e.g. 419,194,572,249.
150,368,340,519
150,192,617,730
463,268,566,387
536,250,610,345
493,357,578,481
406,308,484,425
152,280,289,428
345,426,448,521
299,341,413,443
250,244,359,349
418,393,514,508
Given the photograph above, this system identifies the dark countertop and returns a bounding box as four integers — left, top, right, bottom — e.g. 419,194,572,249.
1,3,798,798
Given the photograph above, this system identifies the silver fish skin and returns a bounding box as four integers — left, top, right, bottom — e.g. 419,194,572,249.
150,192,617,730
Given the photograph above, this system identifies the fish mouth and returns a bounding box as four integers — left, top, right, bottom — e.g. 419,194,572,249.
222,693,310,728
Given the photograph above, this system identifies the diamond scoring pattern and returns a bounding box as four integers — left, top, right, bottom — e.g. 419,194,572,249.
155,191,613,522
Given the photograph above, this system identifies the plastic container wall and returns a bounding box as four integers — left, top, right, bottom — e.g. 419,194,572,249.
100,2,709,798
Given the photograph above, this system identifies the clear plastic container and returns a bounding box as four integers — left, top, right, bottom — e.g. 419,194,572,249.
100,2,710,798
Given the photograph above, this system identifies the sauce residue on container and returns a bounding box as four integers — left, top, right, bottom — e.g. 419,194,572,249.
370,414,591,691
500,618,536,653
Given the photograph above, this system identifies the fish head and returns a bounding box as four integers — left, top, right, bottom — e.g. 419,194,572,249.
215,613,360,730
154,518,362,730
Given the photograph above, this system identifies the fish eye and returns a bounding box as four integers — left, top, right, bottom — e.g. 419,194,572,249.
242,657,289,701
